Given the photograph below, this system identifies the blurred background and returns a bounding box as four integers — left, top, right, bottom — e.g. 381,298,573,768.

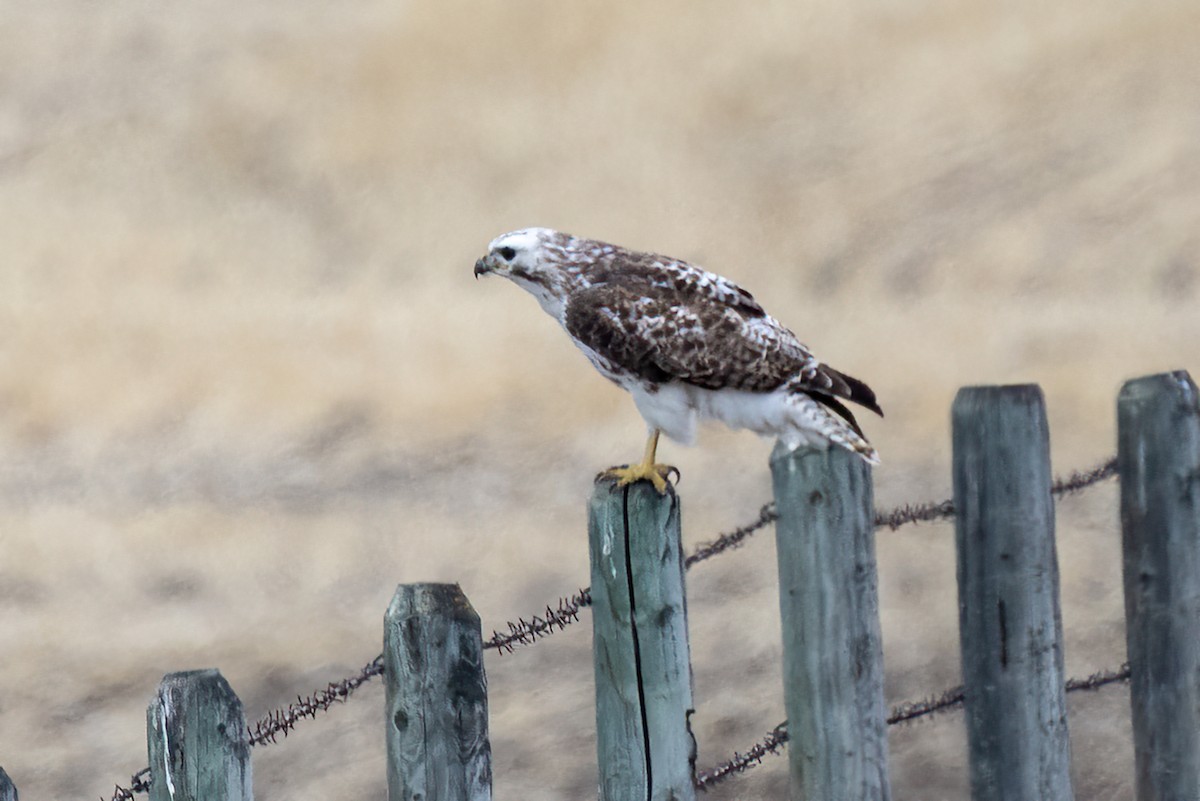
1,0,1197,797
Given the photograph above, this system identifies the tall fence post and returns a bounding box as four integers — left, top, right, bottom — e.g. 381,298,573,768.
0,766,15,801
1119,370,1200,801
770,443,891,801
384,583,491,801
952,385,1074,800
146,669,252,801
589,478,695,801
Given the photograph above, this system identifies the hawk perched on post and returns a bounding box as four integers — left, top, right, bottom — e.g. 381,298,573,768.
474,228,882,492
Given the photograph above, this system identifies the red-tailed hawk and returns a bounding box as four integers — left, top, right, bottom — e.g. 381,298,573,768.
474,228,882,492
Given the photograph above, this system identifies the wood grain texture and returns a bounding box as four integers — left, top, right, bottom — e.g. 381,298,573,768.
384,583,491,801
145,669,252,801
589,478,695,801
1119,371,1200,801
952,385,1073,801
770,443,891,801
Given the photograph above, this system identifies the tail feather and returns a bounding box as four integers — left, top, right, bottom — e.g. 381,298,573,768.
783,391,880,465
812,394,865,438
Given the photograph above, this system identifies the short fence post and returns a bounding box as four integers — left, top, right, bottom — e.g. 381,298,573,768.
384,583,491,801
0,766,16,801
589,478,695,801
952,385,1074,800
146,669,253,801
770,443,891,801
1119,370,1200,801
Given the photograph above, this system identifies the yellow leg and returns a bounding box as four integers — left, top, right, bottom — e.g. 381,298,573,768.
600,430,679,494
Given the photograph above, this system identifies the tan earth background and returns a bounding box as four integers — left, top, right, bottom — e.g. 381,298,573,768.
2,1,1198,798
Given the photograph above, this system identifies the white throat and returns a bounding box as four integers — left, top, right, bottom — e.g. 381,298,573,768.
512,275,567,321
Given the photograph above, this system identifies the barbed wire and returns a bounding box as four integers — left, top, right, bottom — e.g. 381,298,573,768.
693,661,1132,791
247,655,385,746
873,456,1117,531
107,454,1119,799
693,723,789,791
483,588,593,653
108,769,149,801
684,501,780,567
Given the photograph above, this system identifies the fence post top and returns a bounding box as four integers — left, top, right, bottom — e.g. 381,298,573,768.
157,668,230,691
591,474,678,501
953,383,1045,409
769,440,848,464
1119,370,1197,405
386,583,479,623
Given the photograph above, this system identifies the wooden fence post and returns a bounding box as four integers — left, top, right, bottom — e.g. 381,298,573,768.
953,385,1074,800
589,478,695,801
384,583,491,801
0,766,15,801
770,443,891,801
1119,370,1200,801
146,669,252,801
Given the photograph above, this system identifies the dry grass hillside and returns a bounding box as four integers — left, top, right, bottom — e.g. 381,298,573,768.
1,1,1197,798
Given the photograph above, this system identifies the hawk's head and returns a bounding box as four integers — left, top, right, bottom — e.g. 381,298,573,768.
474,227,584,319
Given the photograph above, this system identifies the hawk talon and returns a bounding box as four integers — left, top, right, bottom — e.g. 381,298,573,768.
600,462,679,494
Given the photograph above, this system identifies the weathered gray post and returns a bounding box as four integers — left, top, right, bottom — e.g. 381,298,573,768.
770,443,891,801
1119,370,1200,801
384,583,491,801
953,385,1073,800
589,478,695,801
146,669,252,801
0,766,16,801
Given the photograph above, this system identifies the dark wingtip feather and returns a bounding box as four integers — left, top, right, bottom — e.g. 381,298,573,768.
830,370,883,417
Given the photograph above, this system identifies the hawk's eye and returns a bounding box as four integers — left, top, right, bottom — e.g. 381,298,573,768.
498,246,517,261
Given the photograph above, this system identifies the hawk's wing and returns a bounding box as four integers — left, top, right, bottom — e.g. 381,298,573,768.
563,281,882,422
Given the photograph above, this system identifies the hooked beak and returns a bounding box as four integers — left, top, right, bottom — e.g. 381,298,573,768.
473,257,492,279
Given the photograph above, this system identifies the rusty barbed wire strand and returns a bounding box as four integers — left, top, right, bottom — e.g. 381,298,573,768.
1065,662,1131,692
1052,456,1118,496
693,660,1132,791
482,588,593,653
693,722,789,791
246,655,385,746
874,498,957,530
106,455,1120,798
685,501,779,567
887,685,966,726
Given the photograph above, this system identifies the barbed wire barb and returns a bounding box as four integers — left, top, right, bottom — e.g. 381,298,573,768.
108,768,149,801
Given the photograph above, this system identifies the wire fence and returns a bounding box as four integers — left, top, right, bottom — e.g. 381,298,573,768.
693,662,1132,791
108,455,1120,800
